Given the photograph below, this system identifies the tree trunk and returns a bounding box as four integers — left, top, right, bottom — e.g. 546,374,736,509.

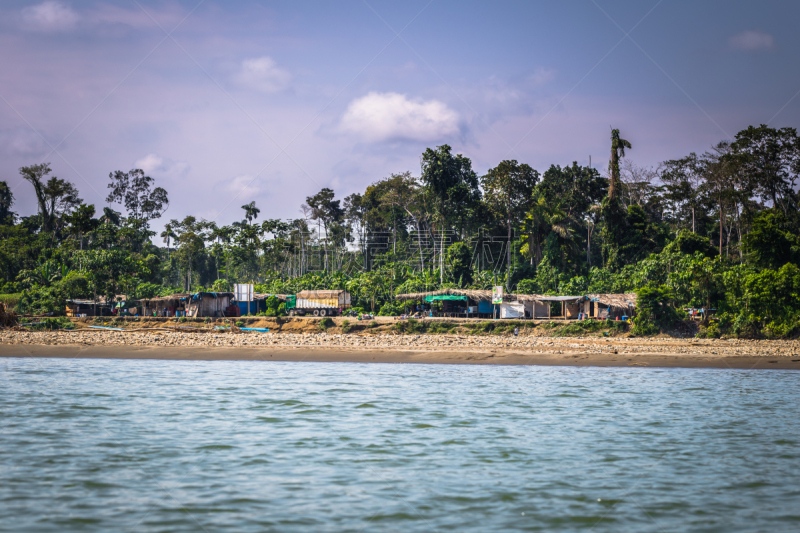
440,230,444,284
586,223,591,266
506,217,511,292
719,195,723,257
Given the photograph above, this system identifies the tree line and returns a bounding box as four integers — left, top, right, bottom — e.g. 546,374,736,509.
1,123,799,337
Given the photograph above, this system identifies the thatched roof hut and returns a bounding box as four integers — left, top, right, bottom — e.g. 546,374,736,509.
140,293,193,308
585,293,637,308
394,288,513,302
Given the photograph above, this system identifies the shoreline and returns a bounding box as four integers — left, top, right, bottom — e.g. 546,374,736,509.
3,342,800,369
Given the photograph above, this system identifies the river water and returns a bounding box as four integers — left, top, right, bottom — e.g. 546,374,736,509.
1,357,798,532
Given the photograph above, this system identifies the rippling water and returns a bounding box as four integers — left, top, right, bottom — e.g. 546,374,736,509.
1,357,799,532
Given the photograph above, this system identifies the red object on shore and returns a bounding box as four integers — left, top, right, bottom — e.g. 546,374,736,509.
225,305,241,317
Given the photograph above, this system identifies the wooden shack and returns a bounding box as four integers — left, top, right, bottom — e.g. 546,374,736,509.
65,298,112,317
185,292,234,317
141,292,235,318
581,293,637,319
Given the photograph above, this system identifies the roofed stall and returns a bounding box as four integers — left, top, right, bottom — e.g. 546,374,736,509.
581,293,637,320
140,292,235,318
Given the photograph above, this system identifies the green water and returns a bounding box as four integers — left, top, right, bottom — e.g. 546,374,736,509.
1,358,798,532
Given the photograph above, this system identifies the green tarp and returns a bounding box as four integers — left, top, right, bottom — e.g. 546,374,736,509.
423,295,469,302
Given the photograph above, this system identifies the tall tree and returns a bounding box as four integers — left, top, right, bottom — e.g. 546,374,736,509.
161,223,176,259
482,160,539,290
0,181,15,224
241,201,261,225
420,145,480,281
19,163,54,233
607,128,631,200
64,203,97,250
106,169,169,223
728,124,800,215
306,188,344,270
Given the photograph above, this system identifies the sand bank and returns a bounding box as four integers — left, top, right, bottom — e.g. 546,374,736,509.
2,330,799,369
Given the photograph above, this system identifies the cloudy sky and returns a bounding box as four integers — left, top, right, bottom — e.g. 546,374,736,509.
1,0,799,233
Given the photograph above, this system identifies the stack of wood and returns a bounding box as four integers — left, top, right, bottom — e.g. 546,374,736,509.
0,302,19,328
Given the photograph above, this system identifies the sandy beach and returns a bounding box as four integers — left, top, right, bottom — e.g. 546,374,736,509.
2,330,799,369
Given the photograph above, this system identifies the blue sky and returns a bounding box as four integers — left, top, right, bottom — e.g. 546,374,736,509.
1,0,799,233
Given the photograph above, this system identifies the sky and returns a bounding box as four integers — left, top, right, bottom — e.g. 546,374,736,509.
1,0,799,235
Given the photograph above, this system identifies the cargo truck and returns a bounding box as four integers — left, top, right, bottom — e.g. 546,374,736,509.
285,290,351,317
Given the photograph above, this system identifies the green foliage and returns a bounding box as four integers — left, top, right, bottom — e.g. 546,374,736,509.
553,319,627,337
212,278,232,292
741,209,800,269
21,316,74,330
341,319,352,333
0,293,23,311
631,286,682,336
178,316,187,323
664,230,718,258
369,320,378,328
235,320,244,327
446,241,473,285
318,317,334,330
377,299,405,316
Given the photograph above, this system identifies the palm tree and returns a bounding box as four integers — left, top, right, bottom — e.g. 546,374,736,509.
241,201,260,226
608,128,632,200
161,224,176,259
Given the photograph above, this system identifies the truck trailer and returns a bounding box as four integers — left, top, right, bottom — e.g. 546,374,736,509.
285,290,351,316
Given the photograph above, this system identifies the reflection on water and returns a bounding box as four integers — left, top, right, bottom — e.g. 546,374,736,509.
1,358,799,532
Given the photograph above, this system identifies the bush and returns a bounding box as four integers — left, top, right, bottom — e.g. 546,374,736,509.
235,320,244,327
0,293,22,312
21,316,74,331
178,317,187,323
318,317,334,330
631,286,682,336
553,319,626,337
394,318,424,334
369,320,378,329
377,300,405,316
341,319,352,333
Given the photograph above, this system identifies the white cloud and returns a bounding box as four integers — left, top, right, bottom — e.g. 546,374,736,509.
133,154,190,179
0,128,49,156
235,57,291,93
340,92,460,142
729,30,775,51
527,67,555,87
225,174,262,199
21,1,79,32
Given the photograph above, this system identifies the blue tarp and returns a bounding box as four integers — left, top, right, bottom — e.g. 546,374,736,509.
478,300,495,314
238,300,265,315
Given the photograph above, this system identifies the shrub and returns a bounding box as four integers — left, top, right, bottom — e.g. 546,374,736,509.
369,320,378,329
318,317,334,330
341,319,352,333
631,286,682,336
235,320,244,327
377,300,405,316
22,316,74,331
178,316,187,323
0,293,22,312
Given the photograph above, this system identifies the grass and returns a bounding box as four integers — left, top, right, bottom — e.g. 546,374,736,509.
20,316,75,331
551,319,628,337
0,293,22,311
